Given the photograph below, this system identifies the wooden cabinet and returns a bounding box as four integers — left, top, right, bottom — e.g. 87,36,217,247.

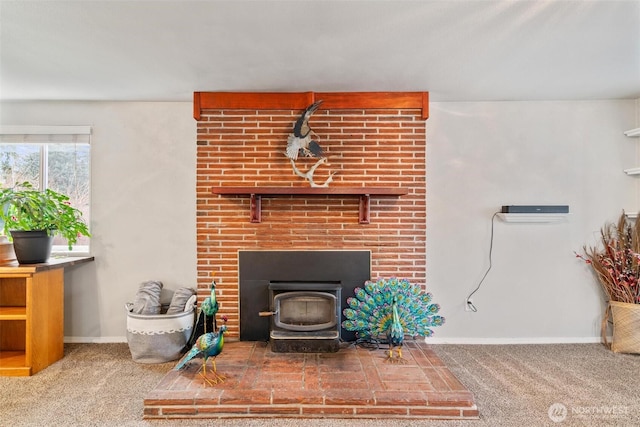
0,256,94,376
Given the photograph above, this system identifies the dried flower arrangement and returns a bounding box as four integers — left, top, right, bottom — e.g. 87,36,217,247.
576,212,640,304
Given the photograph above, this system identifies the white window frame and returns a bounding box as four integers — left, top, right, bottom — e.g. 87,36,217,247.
0,125,92,256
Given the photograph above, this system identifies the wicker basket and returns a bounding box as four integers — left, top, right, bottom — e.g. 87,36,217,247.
607,301,640,354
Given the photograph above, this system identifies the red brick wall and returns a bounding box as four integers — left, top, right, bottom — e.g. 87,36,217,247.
196,98,426,338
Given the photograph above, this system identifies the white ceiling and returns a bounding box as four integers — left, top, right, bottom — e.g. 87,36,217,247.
1,0,639,102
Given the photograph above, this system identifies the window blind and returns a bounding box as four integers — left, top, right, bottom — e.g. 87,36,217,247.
0,126,91,143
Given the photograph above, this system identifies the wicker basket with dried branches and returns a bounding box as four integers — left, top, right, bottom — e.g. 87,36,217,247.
577,212,640,353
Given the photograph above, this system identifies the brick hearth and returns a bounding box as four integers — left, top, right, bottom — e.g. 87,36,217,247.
144,341,478,420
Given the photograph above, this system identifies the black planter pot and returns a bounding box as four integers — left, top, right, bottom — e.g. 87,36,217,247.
10,230,54,264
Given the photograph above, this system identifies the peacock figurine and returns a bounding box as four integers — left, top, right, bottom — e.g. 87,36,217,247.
175,315,228,386
342,277,444,362
185,278,220,350
200,278,220,333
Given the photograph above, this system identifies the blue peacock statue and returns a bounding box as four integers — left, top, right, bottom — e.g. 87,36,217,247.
342,277,444,362
175,315,228,386
185,278,220,351
201,279,220,324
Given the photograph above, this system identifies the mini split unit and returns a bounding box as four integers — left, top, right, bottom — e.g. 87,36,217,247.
501,205,569,214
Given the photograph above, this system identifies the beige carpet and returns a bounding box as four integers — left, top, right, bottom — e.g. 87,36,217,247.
0,342,638,426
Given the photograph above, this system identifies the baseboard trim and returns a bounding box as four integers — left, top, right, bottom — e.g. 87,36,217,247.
64,336,606,345
425,336,604,345
64,336,127,343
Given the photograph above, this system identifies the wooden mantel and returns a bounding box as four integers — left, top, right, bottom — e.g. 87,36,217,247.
193,91,429,120
211,186,408,224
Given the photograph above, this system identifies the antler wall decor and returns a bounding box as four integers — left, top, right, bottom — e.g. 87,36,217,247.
284,100,337,187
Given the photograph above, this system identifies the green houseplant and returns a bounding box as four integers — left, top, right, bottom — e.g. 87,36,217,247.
0,182,90,263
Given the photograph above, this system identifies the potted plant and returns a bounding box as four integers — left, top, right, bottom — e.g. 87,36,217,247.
0,182,90,263
576,212,640,353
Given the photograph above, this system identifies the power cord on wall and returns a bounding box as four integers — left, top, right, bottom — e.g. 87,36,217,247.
465,212,500,312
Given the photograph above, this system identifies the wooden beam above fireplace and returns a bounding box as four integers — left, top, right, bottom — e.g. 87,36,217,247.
211,186,408,224
193,91,429,120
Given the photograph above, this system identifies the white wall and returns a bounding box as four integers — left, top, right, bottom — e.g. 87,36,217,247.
0,101,196,341
0,99,636,343
427,100,638,343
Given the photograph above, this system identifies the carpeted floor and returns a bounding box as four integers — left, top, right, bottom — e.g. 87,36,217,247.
0,342,638,426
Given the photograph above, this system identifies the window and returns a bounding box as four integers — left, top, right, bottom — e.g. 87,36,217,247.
0,126,91,254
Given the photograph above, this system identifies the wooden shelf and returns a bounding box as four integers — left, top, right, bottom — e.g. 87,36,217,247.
211,186,408,224
211,186,407,196
0,351,30,376
0,306,26,320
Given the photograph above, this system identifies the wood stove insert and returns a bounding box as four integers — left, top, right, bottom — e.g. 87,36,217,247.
261,282,342,352
239,250,370,347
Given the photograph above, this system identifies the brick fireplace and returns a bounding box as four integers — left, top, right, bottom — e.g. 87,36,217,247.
145,93,477,420
195,92,428,339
